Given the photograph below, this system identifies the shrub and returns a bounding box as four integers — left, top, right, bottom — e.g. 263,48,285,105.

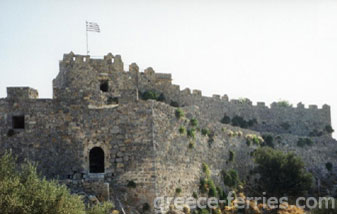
170,101,179,107
253,147,313,198
223,169,240,188
179,126,186,134
188,142,195,149
192,192,198,199
200,209,210,214
190,118,198,127
325,125,334,134
202,163,211,178
326,162,333,172
262,135,274,148
297,138,314,147
221,115,231,124
207,179,217,197
141,90,159,100
175,108,184,119
176,187,182,194
229,150,235,162
0,152,86,214
309,129,323,137
231,116,248,128
187,128,196,139
277,100,292,107
246,134,264,146
127,180,137,188
248,119,258,127
201,128,210,136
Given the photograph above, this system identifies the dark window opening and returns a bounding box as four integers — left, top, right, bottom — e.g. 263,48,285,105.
89,147,105,173
100,81,109,92
107,97,119,105
12,115,25,129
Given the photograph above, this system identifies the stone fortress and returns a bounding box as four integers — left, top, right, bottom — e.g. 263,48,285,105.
0,52,336,213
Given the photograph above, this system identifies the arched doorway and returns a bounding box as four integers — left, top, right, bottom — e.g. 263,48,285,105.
89,147,105,173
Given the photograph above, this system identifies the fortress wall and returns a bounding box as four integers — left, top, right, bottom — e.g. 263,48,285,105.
151,102,337,212
0,98,158,203
135,66,331,137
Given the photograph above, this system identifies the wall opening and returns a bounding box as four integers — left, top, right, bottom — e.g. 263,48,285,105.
89,147,105,173
12,115,25,129
100,81,109,92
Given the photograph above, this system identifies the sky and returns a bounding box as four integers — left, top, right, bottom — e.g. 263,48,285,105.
0,0,337,137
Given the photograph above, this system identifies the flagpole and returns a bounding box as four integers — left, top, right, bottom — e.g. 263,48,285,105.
86,21,89,55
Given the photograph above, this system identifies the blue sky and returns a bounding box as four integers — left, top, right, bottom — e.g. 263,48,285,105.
1,0,337,136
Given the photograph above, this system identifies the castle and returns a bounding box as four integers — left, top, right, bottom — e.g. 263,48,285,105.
0,52,335,212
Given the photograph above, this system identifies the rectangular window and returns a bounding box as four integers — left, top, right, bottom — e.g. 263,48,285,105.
12,115,25,129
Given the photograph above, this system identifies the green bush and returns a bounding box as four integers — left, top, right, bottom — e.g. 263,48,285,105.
202,163,211,178
170,101,179,107
222,169,240,189
179,126,186,134
175,187,182,194
187,128,196,139
175,108,184,119
309,129,323,137
262,135,274,148
201,128,210,136
207,179,217,197
297,138,314,147
326,162,333,172
221,115,231,124
188,142,195,149
231,116,248,128
127,180,137,188
0,152,114,214
277,100,292,107
253,147,313,198
0,152,85,214
325,125,334,134
229,150,235,162
190,118,198,127
141,90,159,100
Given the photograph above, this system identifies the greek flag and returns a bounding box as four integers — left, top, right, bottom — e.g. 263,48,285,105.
86,21,100,33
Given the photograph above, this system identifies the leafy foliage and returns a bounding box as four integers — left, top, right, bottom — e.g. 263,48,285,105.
222,169,240,189
326,162,333,172
0,152,85,214
297,138,314,147
277,100,292,107
262,135,274,148
175,108,184,119
221,115,231,124
179,126,186,135
325,125,334,134
0,152,114,214
190,118,198,127
253,147,313,197
187,128,196,139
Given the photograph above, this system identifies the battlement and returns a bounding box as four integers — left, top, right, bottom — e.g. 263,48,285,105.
5,52,330,137
6,87,39,100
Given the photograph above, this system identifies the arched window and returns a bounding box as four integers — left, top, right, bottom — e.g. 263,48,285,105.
89,147,105,173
